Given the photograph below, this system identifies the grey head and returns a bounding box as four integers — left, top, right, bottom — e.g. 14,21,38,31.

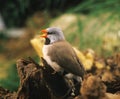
46,27,65,44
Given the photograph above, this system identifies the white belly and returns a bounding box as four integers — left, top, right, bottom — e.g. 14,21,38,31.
42,45,63,72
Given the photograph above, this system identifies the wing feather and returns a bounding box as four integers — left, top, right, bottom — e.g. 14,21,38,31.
48,41,85,77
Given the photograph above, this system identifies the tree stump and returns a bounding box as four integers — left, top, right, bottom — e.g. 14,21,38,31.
0,58,74,99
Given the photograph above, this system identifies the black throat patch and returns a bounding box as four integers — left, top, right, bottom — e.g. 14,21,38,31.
45,38,50,45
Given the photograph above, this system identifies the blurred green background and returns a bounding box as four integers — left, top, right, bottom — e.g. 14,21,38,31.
0,0,120,91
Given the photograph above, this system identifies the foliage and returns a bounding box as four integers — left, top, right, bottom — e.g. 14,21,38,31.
66,0,120,56
0,32,8,40
0,0,80,28
68,0,120,14
0,63,19,91
1,0,120,28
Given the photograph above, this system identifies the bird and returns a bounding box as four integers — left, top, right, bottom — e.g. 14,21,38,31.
40,27,85,80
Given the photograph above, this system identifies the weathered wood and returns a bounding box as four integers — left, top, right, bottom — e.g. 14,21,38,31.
0,53,120,99
16,58,51,99
0,58,74,99
0,87,16,99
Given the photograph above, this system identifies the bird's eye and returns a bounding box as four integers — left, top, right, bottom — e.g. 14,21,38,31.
48,32,54,34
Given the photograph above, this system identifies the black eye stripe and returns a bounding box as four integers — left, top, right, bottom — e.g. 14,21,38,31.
48,32,54,34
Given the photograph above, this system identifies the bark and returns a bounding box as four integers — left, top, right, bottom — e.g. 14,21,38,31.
0,57,73,99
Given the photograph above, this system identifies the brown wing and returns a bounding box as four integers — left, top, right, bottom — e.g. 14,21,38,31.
48,40,85,77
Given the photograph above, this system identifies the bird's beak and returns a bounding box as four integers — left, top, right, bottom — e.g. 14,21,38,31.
40,29,48,38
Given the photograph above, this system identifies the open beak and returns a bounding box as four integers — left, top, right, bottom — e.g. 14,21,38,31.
40,29,48,38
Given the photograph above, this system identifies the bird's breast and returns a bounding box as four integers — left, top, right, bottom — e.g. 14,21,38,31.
42,45,63,72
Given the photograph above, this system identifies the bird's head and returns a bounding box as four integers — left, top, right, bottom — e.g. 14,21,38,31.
40,27,65,44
